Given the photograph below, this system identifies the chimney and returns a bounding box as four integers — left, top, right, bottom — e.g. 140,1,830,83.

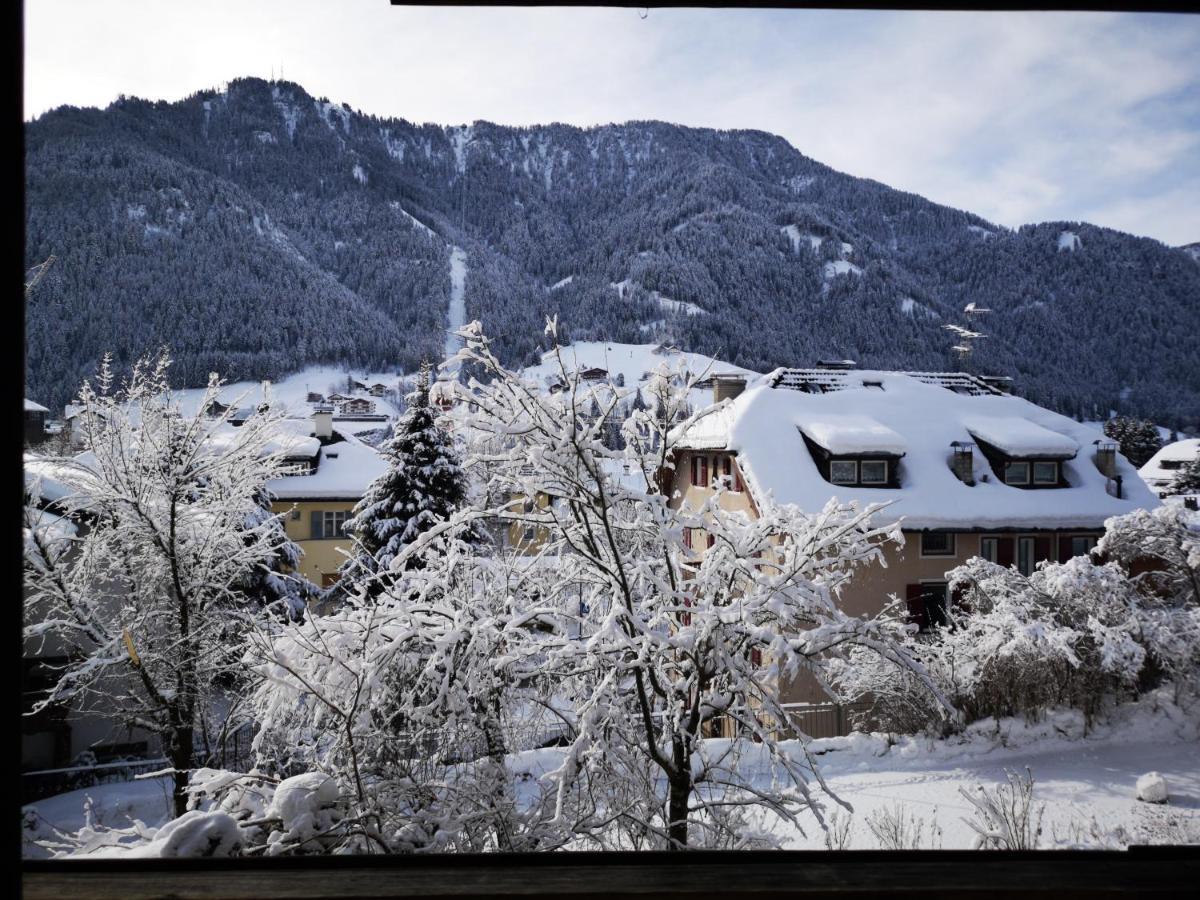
1093,440,1118,478
313,404,333,440
951,441,975,485
712,374,747,403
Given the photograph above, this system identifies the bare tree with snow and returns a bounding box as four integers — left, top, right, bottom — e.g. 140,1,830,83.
24,350,303,816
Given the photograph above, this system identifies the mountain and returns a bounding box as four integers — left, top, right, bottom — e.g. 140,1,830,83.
24,77,1200,427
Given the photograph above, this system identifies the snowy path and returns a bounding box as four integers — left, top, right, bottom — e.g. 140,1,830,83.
444,246,467,370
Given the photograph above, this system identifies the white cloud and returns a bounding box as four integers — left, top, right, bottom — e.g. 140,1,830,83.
23,4,1200,244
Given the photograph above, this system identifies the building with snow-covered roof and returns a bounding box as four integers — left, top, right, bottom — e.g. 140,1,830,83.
669,366,1159,711
266,421,387,590
25,398,48,445
1139,438,1200,502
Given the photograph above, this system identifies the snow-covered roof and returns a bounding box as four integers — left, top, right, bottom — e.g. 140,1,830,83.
24,451,102,505
521,341,760,409
673,370,1158,530
799,415,907,456
1139,439,1200,488
963,416,1079,458
24,398,49,413
267,434,386,500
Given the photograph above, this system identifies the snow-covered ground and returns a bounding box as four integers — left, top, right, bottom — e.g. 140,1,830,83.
24,691,1198,856
777,694,1199,849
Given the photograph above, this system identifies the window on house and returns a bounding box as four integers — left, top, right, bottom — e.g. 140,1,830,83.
522,525,538,542
322,510,348,537
1070,535,1097,557
923,582,950,631
1033,461,1059,484
290,507,301,521
1004,461,1030,485
1018,536,1036,575
860,460,888,484
830,460,857,484
980,537,999,562
921,532,956,557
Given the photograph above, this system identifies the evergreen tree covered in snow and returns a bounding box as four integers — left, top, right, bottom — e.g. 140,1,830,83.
1104,416,1163,468
340,362,473,596
1171,453,1200,495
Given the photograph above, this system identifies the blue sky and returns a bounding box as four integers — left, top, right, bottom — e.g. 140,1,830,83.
24,4,1200,245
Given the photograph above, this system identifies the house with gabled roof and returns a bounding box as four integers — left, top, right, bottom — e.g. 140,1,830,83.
669,365,1159,719
25,399,48,446
1139,438,1200,504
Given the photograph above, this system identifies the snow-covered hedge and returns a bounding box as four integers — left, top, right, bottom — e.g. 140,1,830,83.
829,504,1200,733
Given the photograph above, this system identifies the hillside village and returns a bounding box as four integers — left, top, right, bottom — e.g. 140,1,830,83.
21,325,1200,859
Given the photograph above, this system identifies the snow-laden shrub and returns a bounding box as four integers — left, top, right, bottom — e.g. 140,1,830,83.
959,768,1044,850
865,803,942,850
830,504,1200,733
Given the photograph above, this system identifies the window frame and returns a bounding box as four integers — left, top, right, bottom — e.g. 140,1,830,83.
830,460,858,485
1032,460,1059,485
1004,461,1031,485
920,531,956,558
859,459,888,485
980,536,999,563
1017,536,1036,575
1070,535,1096,557
322,510,348,538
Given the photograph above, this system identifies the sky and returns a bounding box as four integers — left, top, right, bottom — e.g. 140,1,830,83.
23,3,1200,246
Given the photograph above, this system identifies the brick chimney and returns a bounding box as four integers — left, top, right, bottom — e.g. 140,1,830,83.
713,374,747,403
951,441,975,485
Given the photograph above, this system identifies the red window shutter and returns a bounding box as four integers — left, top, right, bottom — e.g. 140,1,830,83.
723,457,731,481
750,647,762,668
997,537,1015,568
700,456,709,488
1058,535,1074,563
905,584,927,631
681,594,692,627
690,456,699,486
683,528,693,549
1035,535,1052,564
707,533,715,549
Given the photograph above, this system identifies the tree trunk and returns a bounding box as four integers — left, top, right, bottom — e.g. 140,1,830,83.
167,722,194,819
667,734,691,849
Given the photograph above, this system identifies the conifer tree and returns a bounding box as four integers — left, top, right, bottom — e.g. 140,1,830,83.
340,362,474,598
1172,454,1200,496
1103,416,1163,468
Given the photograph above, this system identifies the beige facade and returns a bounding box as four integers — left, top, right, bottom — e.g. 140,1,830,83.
668,448,1103,713
272,499,359,587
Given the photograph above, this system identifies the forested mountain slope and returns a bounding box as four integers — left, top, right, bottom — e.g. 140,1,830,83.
24,77,1200,425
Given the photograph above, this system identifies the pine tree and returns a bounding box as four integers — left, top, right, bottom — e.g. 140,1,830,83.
1103,416,1163,468
1172,454,1200,495
340,362,474,598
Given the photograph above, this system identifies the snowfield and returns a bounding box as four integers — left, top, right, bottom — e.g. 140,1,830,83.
23,690,1199,857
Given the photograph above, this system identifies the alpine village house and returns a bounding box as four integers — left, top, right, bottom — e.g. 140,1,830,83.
668,363,1159,730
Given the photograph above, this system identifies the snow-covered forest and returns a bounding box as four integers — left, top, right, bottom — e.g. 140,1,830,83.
21,333,1200,857
24,77,1200,427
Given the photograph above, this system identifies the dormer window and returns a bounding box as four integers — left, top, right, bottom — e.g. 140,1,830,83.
1004,461,1030,485
965,418,1076,491
798,417,905,489
830,460,858,484
1032,461,1058,484
1003,459,1062,487
860,460,888,484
